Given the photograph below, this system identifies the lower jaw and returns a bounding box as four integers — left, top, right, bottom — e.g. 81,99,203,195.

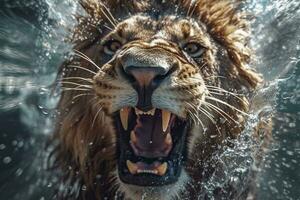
116,121,189,186
118,156,184,186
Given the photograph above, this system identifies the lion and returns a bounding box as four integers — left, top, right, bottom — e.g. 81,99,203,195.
50,0,272,199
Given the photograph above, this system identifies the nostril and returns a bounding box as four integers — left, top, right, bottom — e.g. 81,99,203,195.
125,66,167,88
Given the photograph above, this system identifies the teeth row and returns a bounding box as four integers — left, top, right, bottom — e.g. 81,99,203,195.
137,169,158,174
126,160,168,176
119,107,172,132
135,108,156,116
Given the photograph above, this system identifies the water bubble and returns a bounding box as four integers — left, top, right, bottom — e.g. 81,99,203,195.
3,156,12,164
0,144,6,150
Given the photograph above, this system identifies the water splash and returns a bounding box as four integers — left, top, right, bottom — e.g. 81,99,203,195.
0,0,299,199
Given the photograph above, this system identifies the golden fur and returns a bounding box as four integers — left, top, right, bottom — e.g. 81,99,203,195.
50,0,270,199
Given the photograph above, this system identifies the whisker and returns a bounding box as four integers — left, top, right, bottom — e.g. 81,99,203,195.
206,96,249,116
191,110,205,131
58,81,93,88
186,109,199,127
206,86,249,105
61,87,91,91
68,65,97,75
204,102,240,124
74,50,102,71
189,1,200,17
198,107,216,124
92,105,103,128
186,0,193,17
206,86,242,96
186,102,206,129
60,77,93,83
97,3,117,28
103,24,113,31
207,91,248,106
203,103,229,122
100,2,118,25
72,93,94,101
199,106,223,137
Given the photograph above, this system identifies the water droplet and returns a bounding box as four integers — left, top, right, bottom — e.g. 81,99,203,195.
0,144,6,150
81,185,87,191
3,156,12,164
15,168,23,176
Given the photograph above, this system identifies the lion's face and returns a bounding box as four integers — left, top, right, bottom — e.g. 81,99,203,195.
93,15,212,186
55,1,262,199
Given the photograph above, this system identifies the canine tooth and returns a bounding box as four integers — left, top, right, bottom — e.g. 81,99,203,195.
165,133,172,145
162,110,171,132
126,160,138,174
157,162,168,176
120,107,129,130
130,131,137,143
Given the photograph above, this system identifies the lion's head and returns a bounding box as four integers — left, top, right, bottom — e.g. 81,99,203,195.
52,0,262,199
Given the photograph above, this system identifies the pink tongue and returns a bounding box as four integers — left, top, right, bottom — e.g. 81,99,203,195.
132,110,171,157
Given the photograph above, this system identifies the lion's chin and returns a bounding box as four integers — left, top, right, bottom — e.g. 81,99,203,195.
113,107,189,187
117,169,190,200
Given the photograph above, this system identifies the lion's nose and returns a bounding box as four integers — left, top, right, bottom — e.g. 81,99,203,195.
124,66,169,111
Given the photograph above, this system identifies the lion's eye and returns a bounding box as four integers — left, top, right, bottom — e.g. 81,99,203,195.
183,42,204,58
103,40,122,55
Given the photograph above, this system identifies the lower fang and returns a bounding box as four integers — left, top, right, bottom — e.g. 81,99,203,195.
126,160,138,174
157,162,168,176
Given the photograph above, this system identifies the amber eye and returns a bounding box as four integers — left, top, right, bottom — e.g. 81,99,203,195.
183,42,204,58
103,40,122,55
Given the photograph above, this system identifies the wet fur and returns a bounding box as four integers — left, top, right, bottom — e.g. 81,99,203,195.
50,0,271,199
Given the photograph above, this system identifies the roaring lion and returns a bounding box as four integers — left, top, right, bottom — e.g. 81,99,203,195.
51,0,271,199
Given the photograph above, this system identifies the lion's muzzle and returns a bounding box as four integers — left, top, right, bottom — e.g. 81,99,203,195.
119,45,177,111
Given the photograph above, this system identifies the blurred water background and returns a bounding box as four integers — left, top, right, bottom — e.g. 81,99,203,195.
0,0,299,199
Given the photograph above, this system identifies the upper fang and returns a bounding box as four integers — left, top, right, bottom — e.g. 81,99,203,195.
162,110,171,132
120,107,129,130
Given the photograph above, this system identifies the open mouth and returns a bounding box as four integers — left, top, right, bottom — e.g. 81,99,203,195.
114,107,188,186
